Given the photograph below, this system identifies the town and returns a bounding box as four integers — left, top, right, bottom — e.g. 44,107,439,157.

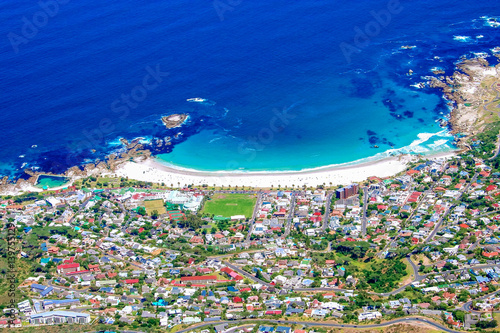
2,124,500,333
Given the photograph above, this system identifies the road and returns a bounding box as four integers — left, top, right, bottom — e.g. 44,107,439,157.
377,162,449,257
361,187,368,236
223,261,271,287
462,287,500,313
244,258,500,297
424,172,477,243
246,192,263,242
176,317,461,333
283,192,296,237
322,191,333,232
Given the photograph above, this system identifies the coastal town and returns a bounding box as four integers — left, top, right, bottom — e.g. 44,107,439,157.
2,118,500,333
2,0,500,331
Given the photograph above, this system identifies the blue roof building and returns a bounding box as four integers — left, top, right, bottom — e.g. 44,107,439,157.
276,327,291,333
259,326,275,333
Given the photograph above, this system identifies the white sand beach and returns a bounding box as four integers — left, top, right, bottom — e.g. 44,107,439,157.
113,152,456,188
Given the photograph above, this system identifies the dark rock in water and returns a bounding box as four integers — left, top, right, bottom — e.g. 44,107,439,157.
388,141,395,147
418,118,425,123
367,130,377,136
403,110,414,118
390,112,403,121
296,134,302,139
368,136,379,145
433,98,448,115
349,77,376,99
383,100,397,113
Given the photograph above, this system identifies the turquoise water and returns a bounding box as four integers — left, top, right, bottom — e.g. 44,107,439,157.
157,77,456,172
36,175,70,189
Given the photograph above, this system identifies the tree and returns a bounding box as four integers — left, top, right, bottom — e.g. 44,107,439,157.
137,207,147,216
476,320,497,329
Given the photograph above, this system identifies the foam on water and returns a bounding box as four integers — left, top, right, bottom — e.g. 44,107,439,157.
453,35,472,42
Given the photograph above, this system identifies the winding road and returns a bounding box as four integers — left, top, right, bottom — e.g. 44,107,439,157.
176,317,461,333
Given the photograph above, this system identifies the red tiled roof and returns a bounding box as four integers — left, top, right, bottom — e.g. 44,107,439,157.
57,263,79,270
180,275,217,282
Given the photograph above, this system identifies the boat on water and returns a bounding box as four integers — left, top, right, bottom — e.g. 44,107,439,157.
186,98,206,103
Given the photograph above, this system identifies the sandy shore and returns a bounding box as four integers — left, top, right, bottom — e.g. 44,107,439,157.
113,151,456,188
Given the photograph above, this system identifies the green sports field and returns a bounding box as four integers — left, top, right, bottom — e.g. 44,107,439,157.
201,193,257,218
144,199,167,215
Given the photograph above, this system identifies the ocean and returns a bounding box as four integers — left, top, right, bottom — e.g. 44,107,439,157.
0,0,499,177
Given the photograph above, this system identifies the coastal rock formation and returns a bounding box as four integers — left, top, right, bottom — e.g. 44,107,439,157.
429,56,500,148
0,135,157,195
161,114,188,129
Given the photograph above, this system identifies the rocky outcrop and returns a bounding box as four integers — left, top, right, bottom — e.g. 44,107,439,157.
161,114,188,129
429,56,500,148
0,136,158,194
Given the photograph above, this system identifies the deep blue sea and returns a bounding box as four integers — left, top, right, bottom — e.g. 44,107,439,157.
0,1,499,177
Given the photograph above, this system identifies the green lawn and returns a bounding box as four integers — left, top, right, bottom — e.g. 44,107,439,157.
144,199,167,215
201,193,257,218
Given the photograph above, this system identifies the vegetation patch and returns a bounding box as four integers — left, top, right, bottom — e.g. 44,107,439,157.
362,259,408,293
201,193,257,218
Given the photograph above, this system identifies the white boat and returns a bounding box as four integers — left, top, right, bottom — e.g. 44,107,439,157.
186,98,207,103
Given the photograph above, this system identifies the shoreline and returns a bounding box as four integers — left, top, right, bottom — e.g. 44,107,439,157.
113,150,457,188
3,54,497,194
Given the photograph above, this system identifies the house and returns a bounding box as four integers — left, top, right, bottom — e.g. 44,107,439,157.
57,263,80,275
31,284,54,297
276,327,292,333
30,311,90,325
259,326,275,333
358,311,382,321
180,275,217,284
483,251,498,258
